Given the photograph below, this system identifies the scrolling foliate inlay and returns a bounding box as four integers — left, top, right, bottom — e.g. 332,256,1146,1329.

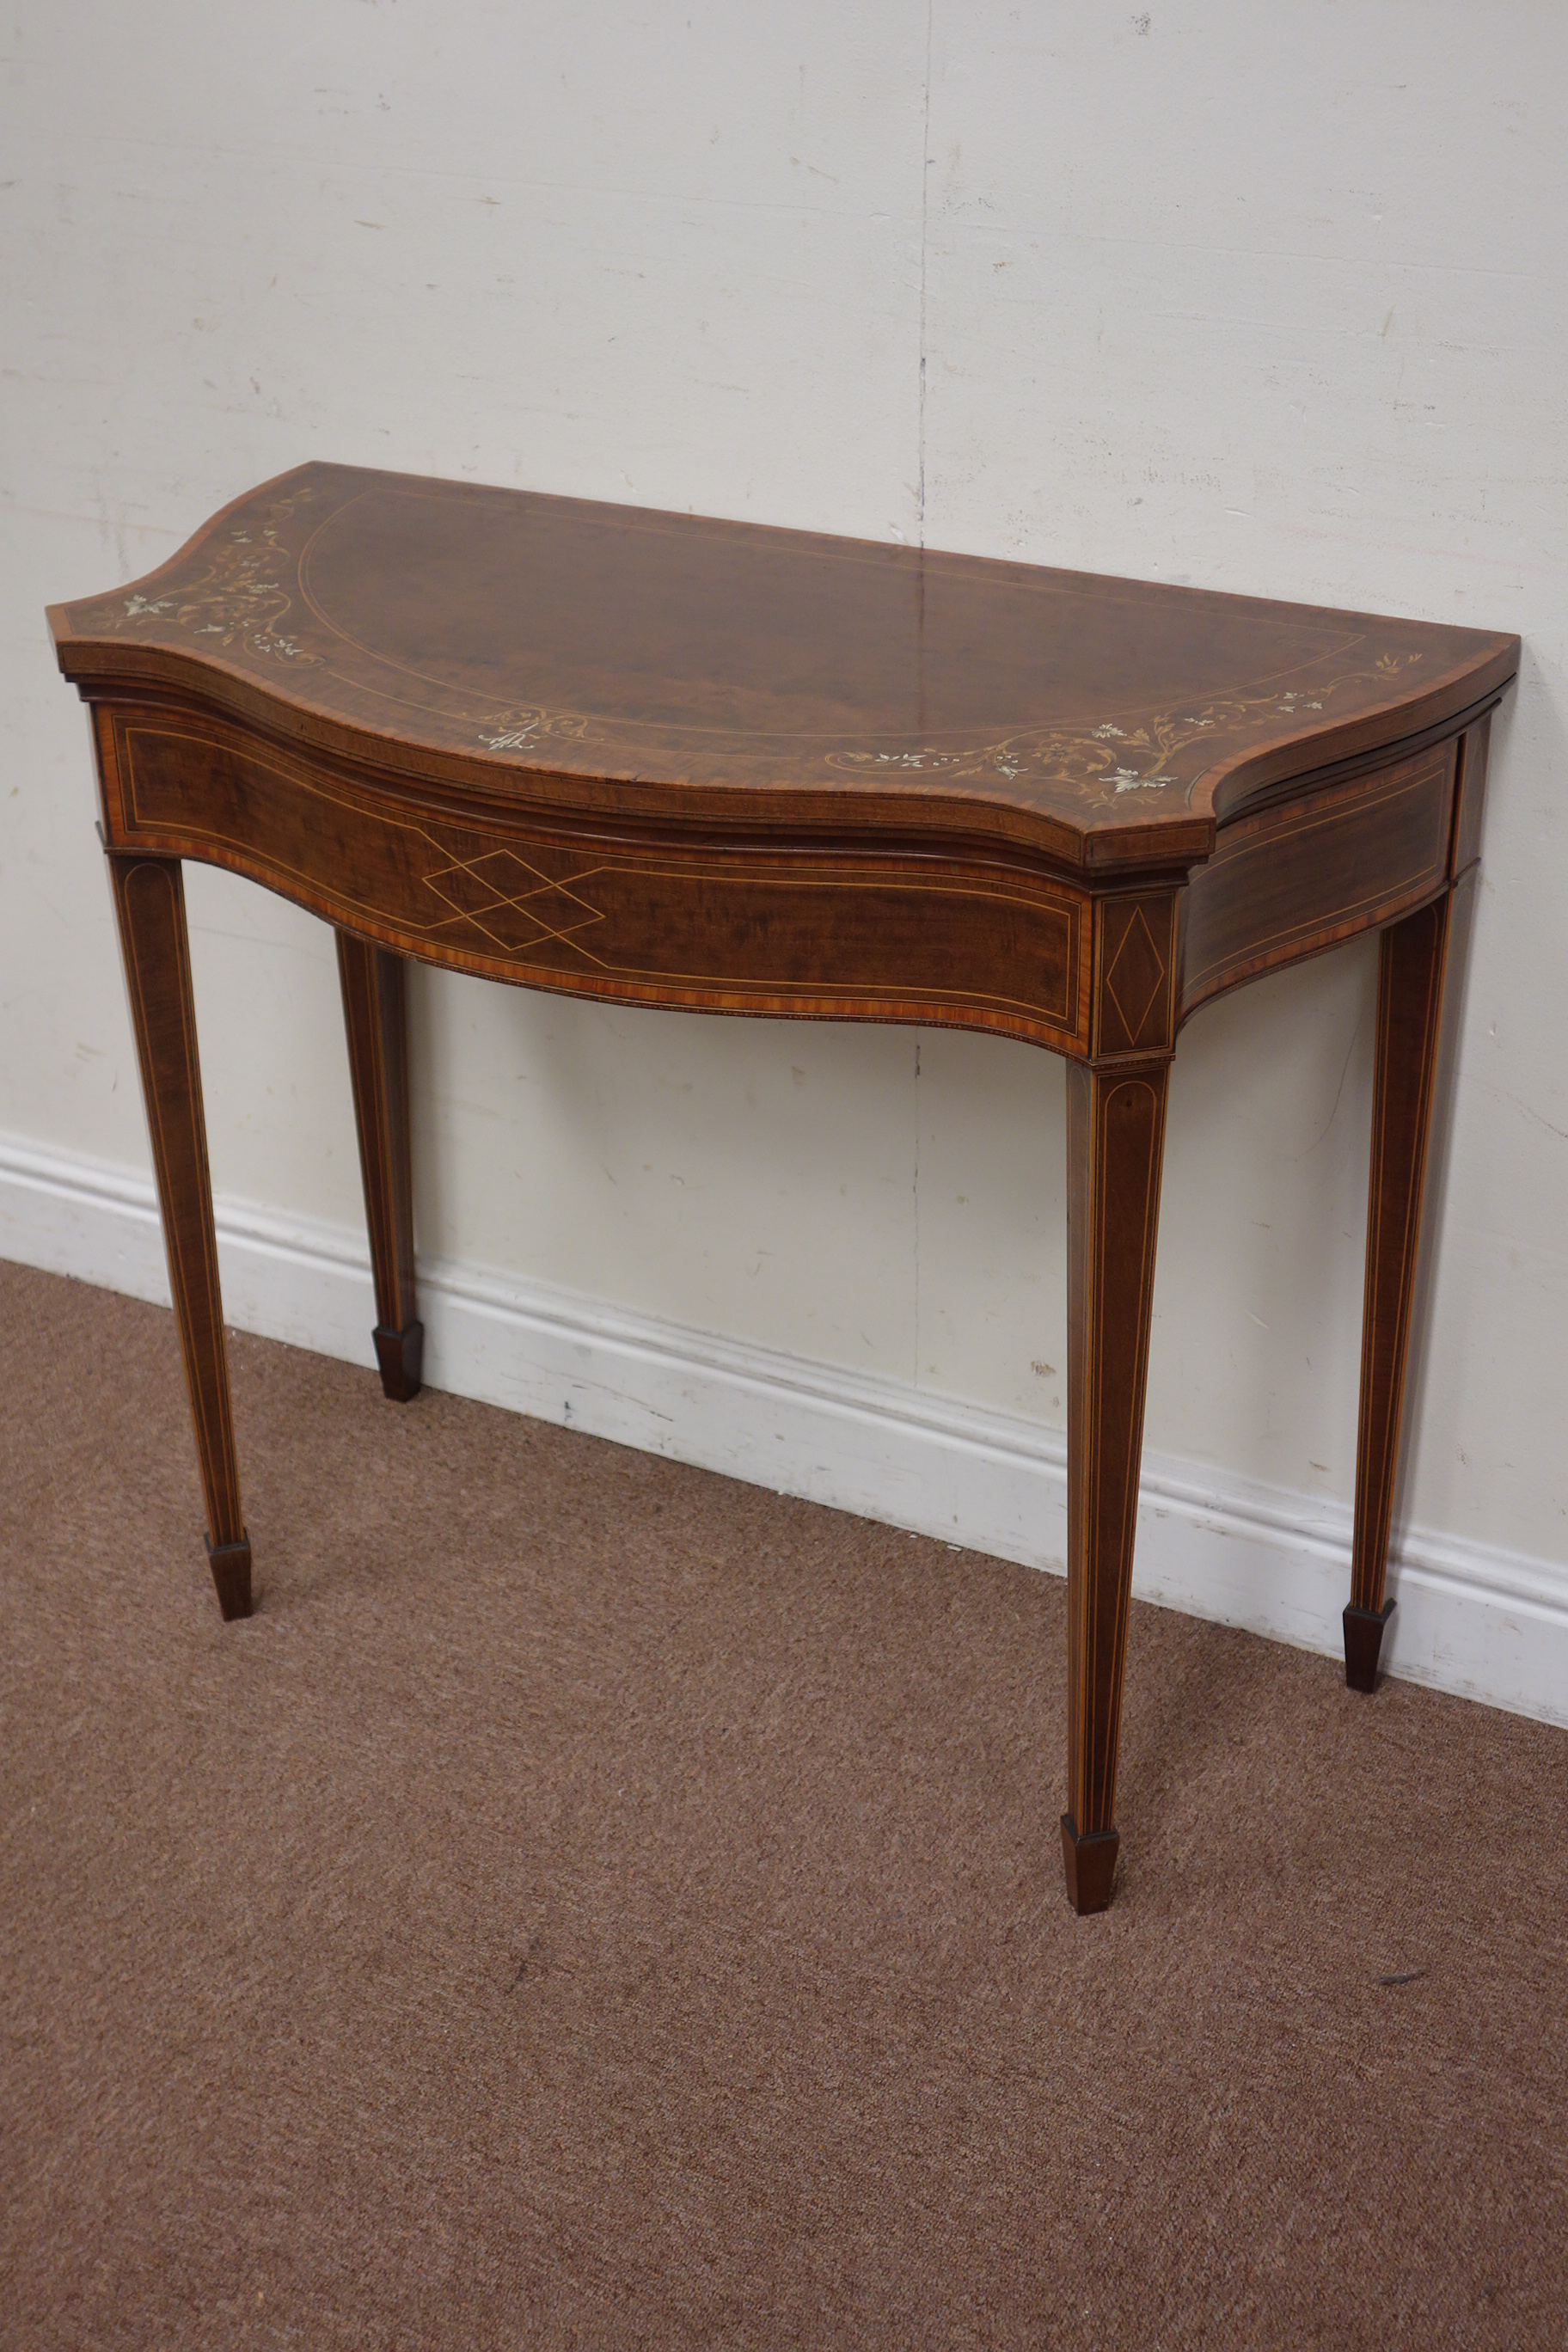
77,463,1443,823
472,706,598,756
106,487,327,667
822,652,1427,811
452,651,1429,809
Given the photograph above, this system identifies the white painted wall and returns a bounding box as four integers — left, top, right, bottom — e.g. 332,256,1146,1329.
4,7,1565,1598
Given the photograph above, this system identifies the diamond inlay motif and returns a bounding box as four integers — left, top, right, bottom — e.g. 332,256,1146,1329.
422,848,605,959
1103,904,1167,1047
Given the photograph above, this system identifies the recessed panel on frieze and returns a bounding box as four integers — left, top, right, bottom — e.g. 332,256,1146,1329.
113,714,1088,1050
1179,743,1456,1021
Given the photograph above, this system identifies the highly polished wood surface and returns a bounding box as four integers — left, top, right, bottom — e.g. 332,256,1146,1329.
50,465,1518,1914
51,463,1514,861
106,855,250,1620
336,934,423,1403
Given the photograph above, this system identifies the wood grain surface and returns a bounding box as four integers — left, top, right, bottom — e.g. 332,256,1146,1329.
1347,895,1455,1665
1063,1049,1171,1911
50,462,1516,873
100,703,1093,1050
106,853,251,1619
52,464,1520,1910
1177,739,1456,1022
336,934,423,1402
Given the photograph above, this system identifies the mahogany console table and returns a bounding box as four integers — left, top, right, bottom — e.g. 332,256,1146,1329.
48,465,1517,1913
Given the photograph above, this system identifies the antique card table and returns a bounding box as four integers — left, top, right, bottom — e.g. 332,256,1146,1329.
48,465,1517,1912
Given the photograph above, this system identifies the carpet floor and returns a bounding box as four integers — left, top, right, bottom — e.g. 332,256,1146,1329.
2,1257,1565,2349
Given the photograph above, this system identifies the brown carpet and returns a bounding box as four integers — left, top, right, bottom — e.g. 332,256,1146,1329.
2,1258,1565,2349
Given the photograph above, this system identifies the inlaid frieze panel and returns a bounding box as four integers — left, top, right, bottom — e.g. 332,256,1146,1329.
104,710,1092,1050
1178,742,1456,1024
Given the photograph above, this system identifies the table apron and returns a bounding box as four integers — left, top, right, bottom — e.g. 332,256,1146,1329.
94,704,1094,1054
1176,737,1461,1025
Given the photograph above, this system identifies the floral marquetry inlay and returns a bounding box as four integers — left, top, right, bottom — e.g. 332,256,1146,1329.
472,707,597,756
101,487,327,667
823,652,1427,812
54,462,1514,861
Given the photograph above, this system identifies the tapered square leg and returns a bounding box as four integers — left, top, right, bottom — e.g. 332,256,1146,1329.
1346,891,1455,1686
108,854,252,1619
337,933,423,1402
1063,1052,1170,1914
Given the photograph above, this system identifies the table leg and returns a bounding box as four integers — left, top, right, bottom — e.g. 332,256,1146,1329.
108,855,251,1619
1345,890,1455,1690
1062,1056,1171,1914
336,932,422,1401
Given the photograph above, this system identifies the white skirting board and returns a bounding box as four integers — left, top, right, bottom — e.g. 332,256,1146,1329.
3,1128,1565,1730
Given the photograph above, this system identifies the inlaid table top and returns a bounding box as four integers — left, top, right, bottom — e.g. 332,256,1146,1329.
49,462,1516,873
